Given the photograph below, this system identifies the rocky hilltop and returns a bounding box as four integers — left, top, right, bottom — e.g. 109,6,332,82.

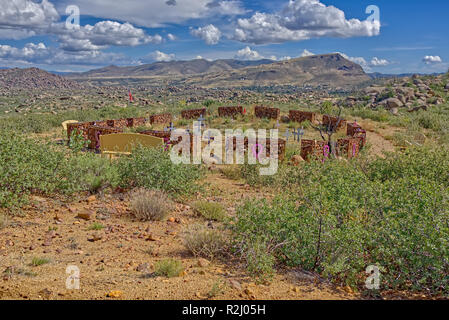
186,53,370,88
0,67,82,90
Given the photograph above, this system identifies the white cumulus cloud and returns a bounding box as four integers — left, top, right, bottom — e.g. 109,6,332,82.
370,57,390,66
0,0,59,39
152,50,176,62
233,0,380,44
300,49,315,57
422,55,442,64
57,0,246,28
191,24,222,45
235,46,263,60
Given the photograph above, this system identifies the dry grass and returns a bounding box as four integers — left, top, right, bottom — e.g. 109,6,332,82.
154,259,184,278
130,188,173,221
182,224,227,260
193,201,226,222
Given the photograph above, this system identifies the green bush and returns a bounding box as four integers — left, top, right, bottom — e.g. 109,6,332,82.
193,201,226,221
117,146,203,197
240,162,276,187
154,259,184,278
0,131,118,209
232,148,449,294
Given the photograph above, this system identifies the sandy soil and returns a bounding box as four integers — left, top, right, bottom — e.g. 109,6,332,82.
0,175,357,301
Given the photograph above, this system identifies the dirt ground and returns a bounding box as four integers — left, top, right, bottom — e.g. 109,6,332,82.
0,173,358,300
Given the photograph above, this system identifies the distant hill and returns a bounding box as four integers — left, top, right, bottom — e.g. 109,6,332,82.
186,53,371,88
0,67,81,90
68,59,275,78
67,54,370,88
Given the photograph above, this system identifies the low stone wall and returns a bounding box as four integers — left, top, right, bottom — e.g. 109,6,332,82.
322,115,347,131
127,117,147,127
347,122,366,147
254,106,280,119
67,121,108,140
141,130,194,150
67,122,90,140
87,126,123,150
300,139,328,161
150,113,172,125
347,122,362,136
289,110,316,123
337,137,360,159
218,106,243,117
106,119,129,128
181,108,207,120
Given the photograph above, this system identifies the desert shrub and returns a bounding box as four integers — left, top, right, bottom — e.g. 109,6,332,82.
88,222,104,230
154,259,184,278
193,201,226,222
367,147,449,187
68,130,90,153
31,257,50,266
0,131,118,209
130,188,172,221
240,162,276,187
220,166,241,180
117,146,203,197
182,223,227,260
232,148,449,294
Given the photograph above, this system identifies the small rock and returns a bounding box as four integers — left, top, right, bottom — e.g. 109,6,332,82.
136,263,150,272
106,290,123,298
146,234,158,242
244,288,254,296
291,155,305,166
88,233,103,242
38,288,52,298
229,279,242,291
197,258,210,268
76,212,92,221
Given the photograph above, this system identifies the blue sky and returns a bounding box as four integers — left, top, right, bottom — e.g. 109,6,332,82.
0,0,447,73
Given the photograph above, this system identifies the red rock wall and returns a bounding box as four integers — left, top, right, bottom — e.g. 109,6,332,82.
127,117,147,127
337,138,360,159
322,115,347,131
254,106,280,119
300,139,328,161
181,108,207,120
87,126,123,150
218,106,243,117
289,110,316,123
150,113,172,125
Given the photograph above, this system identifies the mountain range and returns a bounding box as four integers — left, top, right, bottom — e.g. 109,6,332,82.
67,53,371,88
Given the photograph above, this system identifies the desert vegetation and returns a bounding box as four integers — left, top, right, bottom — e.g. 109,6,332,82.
0,70,448,300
